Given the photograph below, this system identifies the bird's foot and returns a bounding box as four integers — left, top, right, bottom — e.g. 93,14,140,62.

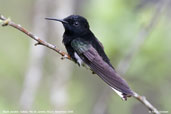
61,55,68,60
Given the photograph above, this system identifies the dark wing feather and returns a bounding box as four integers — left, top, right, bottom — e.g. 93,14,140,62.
71,38,134,98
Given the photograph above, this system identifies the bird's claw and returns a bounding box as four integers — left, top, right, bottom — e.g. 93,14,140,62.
92,71,96,74
34,42,41,46
61,55,68,60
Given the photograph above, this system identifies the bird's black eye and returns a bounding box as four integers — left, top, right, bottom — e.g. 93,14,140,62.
73,21,79,26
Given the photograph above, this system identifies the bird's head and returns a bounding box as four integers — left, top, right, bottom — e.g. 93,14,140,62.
45,15,90,35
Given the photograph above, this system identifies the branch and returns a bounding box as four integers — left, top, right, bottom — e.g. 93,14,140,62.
0,14,160,114
133,93,159,114
0,14,71,60
92,1,169,113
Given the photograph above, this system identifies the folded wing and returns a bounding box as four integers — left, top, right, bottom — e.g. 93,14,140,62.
71,38,134,100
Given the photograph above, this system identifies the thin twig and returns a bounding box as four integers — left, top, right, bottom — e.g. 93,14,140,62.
0,14,71,60
133,93,160,114
92,1,169,113
0,14,160,114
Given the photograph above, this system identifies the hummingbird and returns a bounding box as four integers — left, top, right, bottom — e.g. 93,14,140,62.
45,15,134,100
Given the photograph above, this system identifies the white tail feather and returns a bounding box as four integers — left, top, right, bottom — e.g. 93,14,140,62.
111,87,126,101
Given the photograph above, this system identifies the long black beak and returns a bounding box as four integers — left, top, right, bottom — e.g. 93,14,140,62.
45,17,68,24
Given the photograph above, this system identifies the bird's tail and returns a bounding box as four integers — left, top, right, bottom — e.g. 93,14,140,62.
111,87,134,100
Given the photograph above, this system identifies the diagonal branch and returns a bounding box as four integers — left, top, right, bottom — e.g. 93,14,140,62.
133,93,160,114
0,14,160,114
0,14,71,60
92,1,169,113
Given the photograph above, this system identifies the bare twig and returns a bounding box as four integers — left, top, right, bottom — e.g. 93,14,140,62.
92,1,169,113
133,93,159,114
0,14,160,114
19,0,53,110
0,14,71,60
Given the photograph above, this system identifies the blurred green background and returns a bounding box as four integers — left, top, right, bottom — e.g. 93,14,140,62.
0,0,171,114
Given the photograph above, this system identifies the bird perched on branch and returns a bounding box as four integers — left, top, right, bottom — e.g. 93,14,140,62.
45,15,134,100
